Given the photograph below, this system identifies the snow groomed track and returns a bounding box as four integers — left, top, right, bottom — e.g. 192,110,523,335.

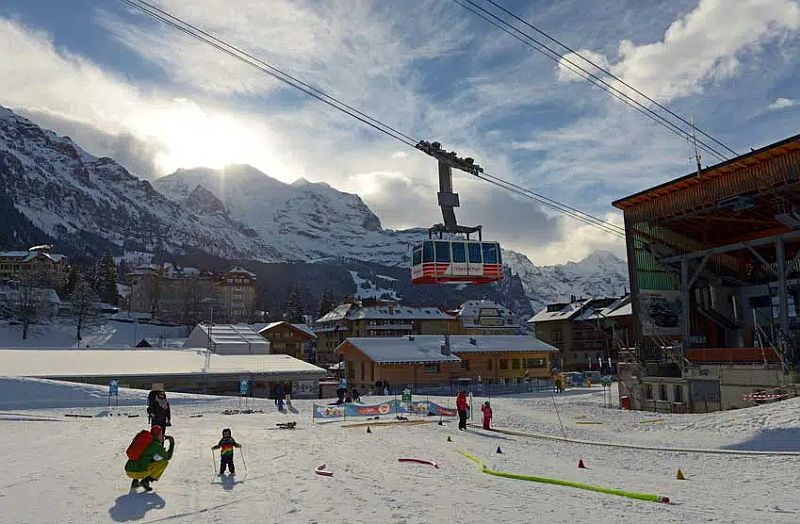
459,451,670,504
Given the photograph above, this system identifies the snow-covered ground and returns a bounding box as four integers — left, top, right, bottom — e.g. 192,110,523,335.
2,381,799,523
0,319,186,348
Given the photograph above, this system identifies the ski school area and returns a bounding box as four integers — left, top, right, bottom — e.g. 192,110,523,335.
1,376,799,523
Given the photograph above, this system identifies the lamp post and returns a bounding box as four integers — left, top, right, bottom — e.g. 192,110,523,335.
201,297,217,353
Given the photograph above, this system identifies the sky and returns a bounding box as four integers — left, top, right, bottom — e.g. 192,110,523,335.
1,0,799,265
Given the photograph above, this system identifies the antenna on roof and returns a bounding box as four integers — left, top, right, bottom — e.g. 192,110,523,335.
691,116,702,178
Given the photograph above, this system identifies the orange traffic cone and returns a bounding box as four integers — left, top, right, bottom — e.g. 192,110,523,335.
578,459,586,469
676,468,686,480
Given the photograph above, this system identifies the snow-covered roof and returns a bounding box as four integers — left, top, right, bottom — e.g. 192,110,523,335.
604,303,632,318
0,250,66,263
316,303,355,323
338,335,558,364
315,303,453,324
586,295,632,320
528,299,593,323
0,286,61,305
349,306,454,321
339,337,462,364
227,266,256,277
0,349,325,379
452,299,519,329
258,321,317,339
443,335,558,353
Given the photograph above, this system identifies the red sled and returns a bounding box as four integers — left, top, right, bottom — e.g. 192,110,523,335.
126,430,153,460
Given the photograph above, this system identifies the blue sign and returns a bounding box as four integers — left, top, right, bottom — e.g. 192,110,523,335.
239,379,249,396
109,380,119,396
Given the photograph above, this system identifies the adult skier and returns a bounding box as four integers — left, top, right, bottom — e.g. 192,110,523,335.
125,426,175,491
456,391,469,430
147,390,171,430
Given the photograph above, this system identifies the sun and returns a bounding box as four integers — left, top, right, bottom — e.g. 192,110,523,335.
131,98,293,180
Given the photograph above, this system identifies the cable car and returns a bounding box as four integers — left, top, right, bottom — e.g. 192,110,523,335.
411,239,502,284
410,141,503,286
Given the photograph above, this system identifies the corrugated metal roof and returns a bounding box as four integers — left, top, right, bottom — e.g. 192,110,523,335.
0,349,326,378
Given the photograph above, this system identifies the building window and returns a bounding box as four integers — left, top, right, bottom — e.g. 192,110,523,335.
645,384,654,400
552,328,562,341
488,359,493,370
512,359,520,370
461,359,470,371
526,358,545,368
659,384,668,401
360,361,365,380
673,385,683,403
499,359,508,370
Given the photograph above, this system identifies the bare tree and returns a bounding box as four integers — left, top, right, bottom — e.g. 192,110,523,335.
71,272,97,342
180,279,204,331
14,265,52,340
144,276,161,319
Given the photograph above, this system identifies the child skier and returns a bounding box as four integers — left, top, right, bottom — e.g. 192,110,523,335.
481,401,493,430
211,428,242,476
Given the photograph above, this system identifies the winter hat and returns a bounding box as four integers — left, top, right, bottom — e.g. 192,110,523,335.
222,428,232,437
151,425,164,439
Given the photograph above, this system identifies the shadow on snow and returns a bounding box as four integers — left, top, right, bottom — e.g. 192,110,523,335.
108,491,166,522
724,427,800,452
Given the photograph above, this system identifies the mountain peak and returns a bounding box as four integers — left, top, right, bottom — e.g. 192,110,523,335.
182,184,228,214
579,249,624,265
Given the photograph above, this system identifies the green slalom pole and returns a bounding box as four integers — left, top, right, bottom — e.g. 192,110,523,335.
459,451,670,504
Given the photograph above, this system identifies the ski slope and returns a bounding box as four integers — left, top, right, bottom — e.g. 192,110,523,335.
1,381,799,523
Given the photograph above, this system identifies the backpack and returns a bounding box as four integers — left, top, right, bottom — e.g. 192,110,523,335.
148,390,160,408
126,430,154,460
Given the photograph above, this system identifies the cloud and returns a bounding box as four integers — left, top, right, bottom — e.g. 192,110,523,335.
611,0,800,102
1,0,799,267
15,108,163,179
557,49,610,82
767,97,798,111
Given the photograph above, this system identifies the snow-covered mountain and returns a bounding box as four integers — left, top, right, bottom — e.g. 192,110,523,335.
0,105,280,260
153,165,420,265
0,104,628,311
503,249,629,311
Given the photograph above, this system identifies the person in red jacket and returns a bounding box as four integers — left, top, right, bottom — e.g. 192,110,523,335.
456,391,468,430
481,401,492,430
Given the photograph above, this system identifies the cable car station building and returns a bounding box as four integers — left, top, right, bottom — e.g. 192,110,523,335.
613,134,800,412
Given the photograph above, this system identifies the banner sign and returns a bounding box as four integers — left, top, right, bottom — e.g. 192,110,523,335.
312,399,457,420
239,379,249,396
108,379,119,397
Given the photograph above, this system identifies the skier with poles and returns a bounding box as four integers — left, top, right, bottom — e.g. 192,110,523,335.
211,428,242,476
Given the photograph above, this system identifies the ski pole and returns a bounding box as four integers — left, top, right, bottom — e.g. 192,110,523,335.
240,446,248,479
211,448,218,475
